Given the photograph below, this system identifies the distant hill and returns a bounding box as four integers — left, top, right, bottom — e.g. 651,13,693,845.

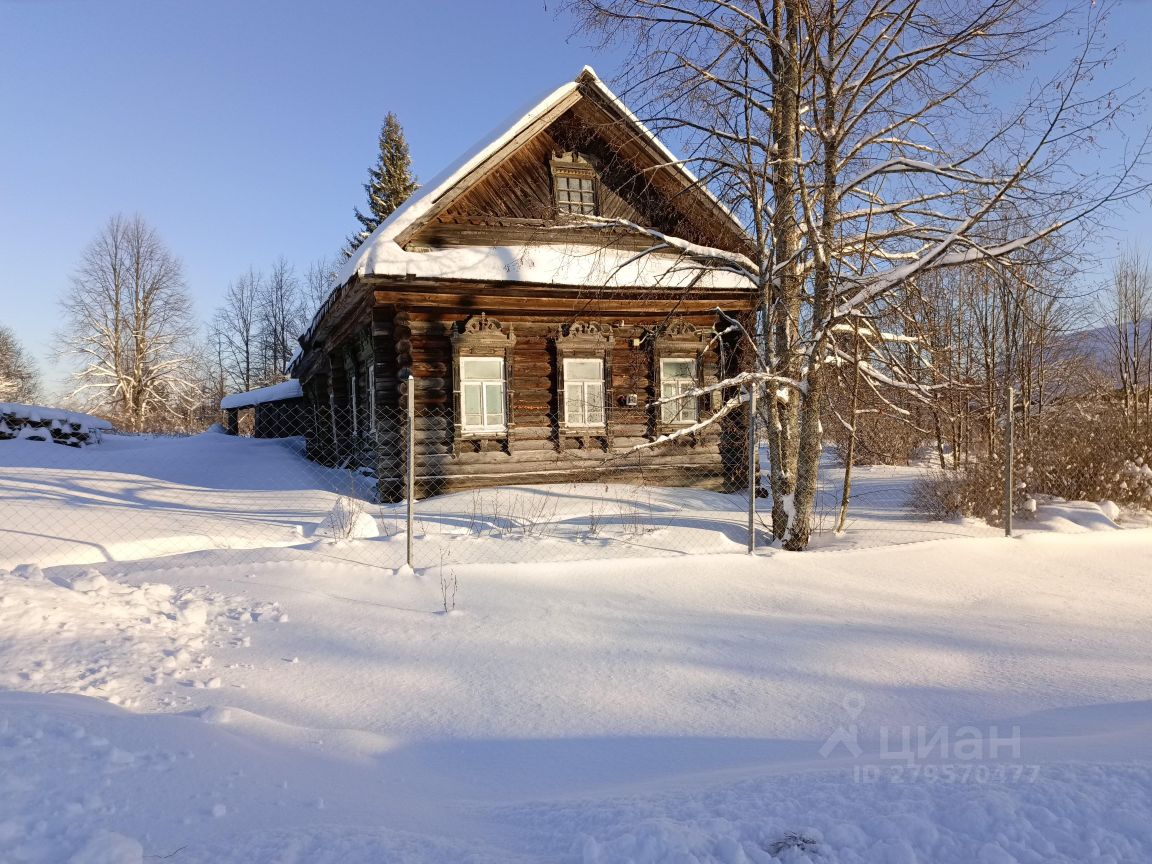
1064,320,1152,375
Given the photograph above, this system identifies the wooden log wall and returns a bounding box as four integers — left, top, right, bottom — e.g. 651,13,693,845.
381,293,751,498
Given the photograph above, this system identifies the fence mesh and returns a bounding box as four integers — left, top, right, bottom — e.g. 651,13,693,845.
0,390,1037,580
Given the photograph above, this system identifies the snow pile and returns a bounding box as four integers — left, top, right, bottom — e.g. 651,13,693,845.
0,402,110,447
0,566,281,708
313,498,379,540
1119,457,1152,503
68,832,143,864
219,380,303,410
1028,498,1121,533
0,527,1151,859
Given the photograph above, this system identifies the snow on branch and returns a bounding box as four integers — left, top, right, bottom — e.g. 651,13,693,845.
553,215,759,281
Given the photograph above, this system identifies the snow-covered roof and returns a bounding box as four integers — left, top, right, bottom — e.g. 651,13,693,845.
0,403,113,429
335,67,747,291
220,380,304,410
288,67,755,376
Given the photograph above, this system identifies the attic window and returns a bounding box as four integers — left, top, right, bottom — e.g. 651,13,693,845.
551,152,598,216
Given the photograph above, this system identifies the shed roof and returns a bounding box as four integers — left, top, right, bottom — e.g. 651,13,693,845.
220,380,304,410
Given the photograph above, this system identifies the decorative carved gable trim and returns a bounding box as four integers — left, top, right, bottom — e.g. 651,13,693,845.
664,320,698,339
555,320,614,349
451,314,516,350
450,314,516,447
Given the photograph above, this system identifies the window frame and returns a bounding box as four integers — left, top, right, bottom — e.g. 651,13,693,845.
562,357,606,429
554,321,614,437
550,152,599,217
651,319,716,436
659,357,698,426
450,314,517,445
459,356,508,435
366,363,377,435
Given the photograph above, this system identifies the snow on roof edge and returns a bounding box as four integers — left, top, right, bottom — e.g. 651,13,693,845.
334,76,581,289
220,380,304,410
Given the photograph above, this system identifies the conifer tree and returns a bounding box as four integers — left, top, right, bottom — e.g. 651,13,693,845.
345,113,418,256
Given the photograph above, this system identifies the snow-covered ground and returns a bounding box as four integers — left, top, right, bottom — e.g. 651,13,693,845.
3,430,1132,572
1,433,1151,862
0,434,337,569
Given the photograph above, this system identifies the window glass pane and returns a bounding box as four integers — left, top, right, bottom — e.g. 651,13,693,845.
565,358,602,381
484,382,505,427
555,171,597,215
462,357,503,381
586,383,604,424
462,382,483,428
563,382,581,425
661,358,695,379
660,358,697,423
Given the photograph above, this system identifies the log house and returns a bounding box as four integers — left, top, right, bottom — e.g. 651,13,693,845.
290,67,757,498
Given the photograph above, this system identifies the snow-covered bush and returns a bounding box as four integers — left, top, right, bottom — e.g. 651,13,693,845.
314,495,379,540
910,455,1028,525
913,400,1152,523
0,403,111,447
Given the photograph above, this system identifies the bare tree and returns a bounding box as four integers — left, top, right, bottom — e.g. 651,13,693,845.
303,256,339,316
211,269,262,393
1109,246,1152,431
61,215,196,431
0,324,40,403
569,0,1146,548
256,257,305,384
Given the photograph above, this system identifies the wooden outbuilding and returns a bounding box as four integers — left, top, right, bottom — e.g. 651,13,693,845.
220,381,307,439
290,67,757,497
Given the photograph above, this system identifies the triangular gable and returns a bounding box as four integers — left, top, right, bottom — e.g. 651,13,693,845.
337,67,749,286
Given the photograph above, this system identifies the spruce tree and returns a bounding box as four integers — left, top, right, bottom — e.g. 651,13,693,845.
345,112,418,256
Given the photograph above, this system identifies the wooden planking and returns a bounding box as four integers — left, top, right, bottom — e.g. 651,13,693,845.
404,97,747,254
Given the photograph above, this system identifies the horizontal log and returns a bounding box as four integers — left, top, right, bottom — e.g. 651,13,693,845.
413,457,729,480
413,471,730,497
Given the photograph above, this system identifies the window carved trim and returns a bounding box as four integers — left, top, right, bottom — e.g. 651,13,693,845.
554,321,613,436
451,314,516,443
651,319,717,435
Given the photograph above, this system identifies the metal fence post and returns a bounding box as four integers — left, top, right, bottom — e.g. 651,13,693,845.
747,381,757,554
406,372,415,569
1004,384,1014,538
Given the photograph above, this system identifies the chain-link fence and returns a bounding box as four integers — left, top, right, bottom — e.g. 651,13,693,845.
2,385,1044,578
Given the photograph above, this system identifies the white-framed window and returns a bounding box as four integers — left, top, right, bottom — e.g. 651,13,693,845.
563,358,605,427
460,356,507,433
660,357,697,424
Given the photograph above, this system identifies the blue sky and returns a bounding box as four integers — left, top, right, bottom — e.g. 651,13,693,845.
1,0,1149,396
